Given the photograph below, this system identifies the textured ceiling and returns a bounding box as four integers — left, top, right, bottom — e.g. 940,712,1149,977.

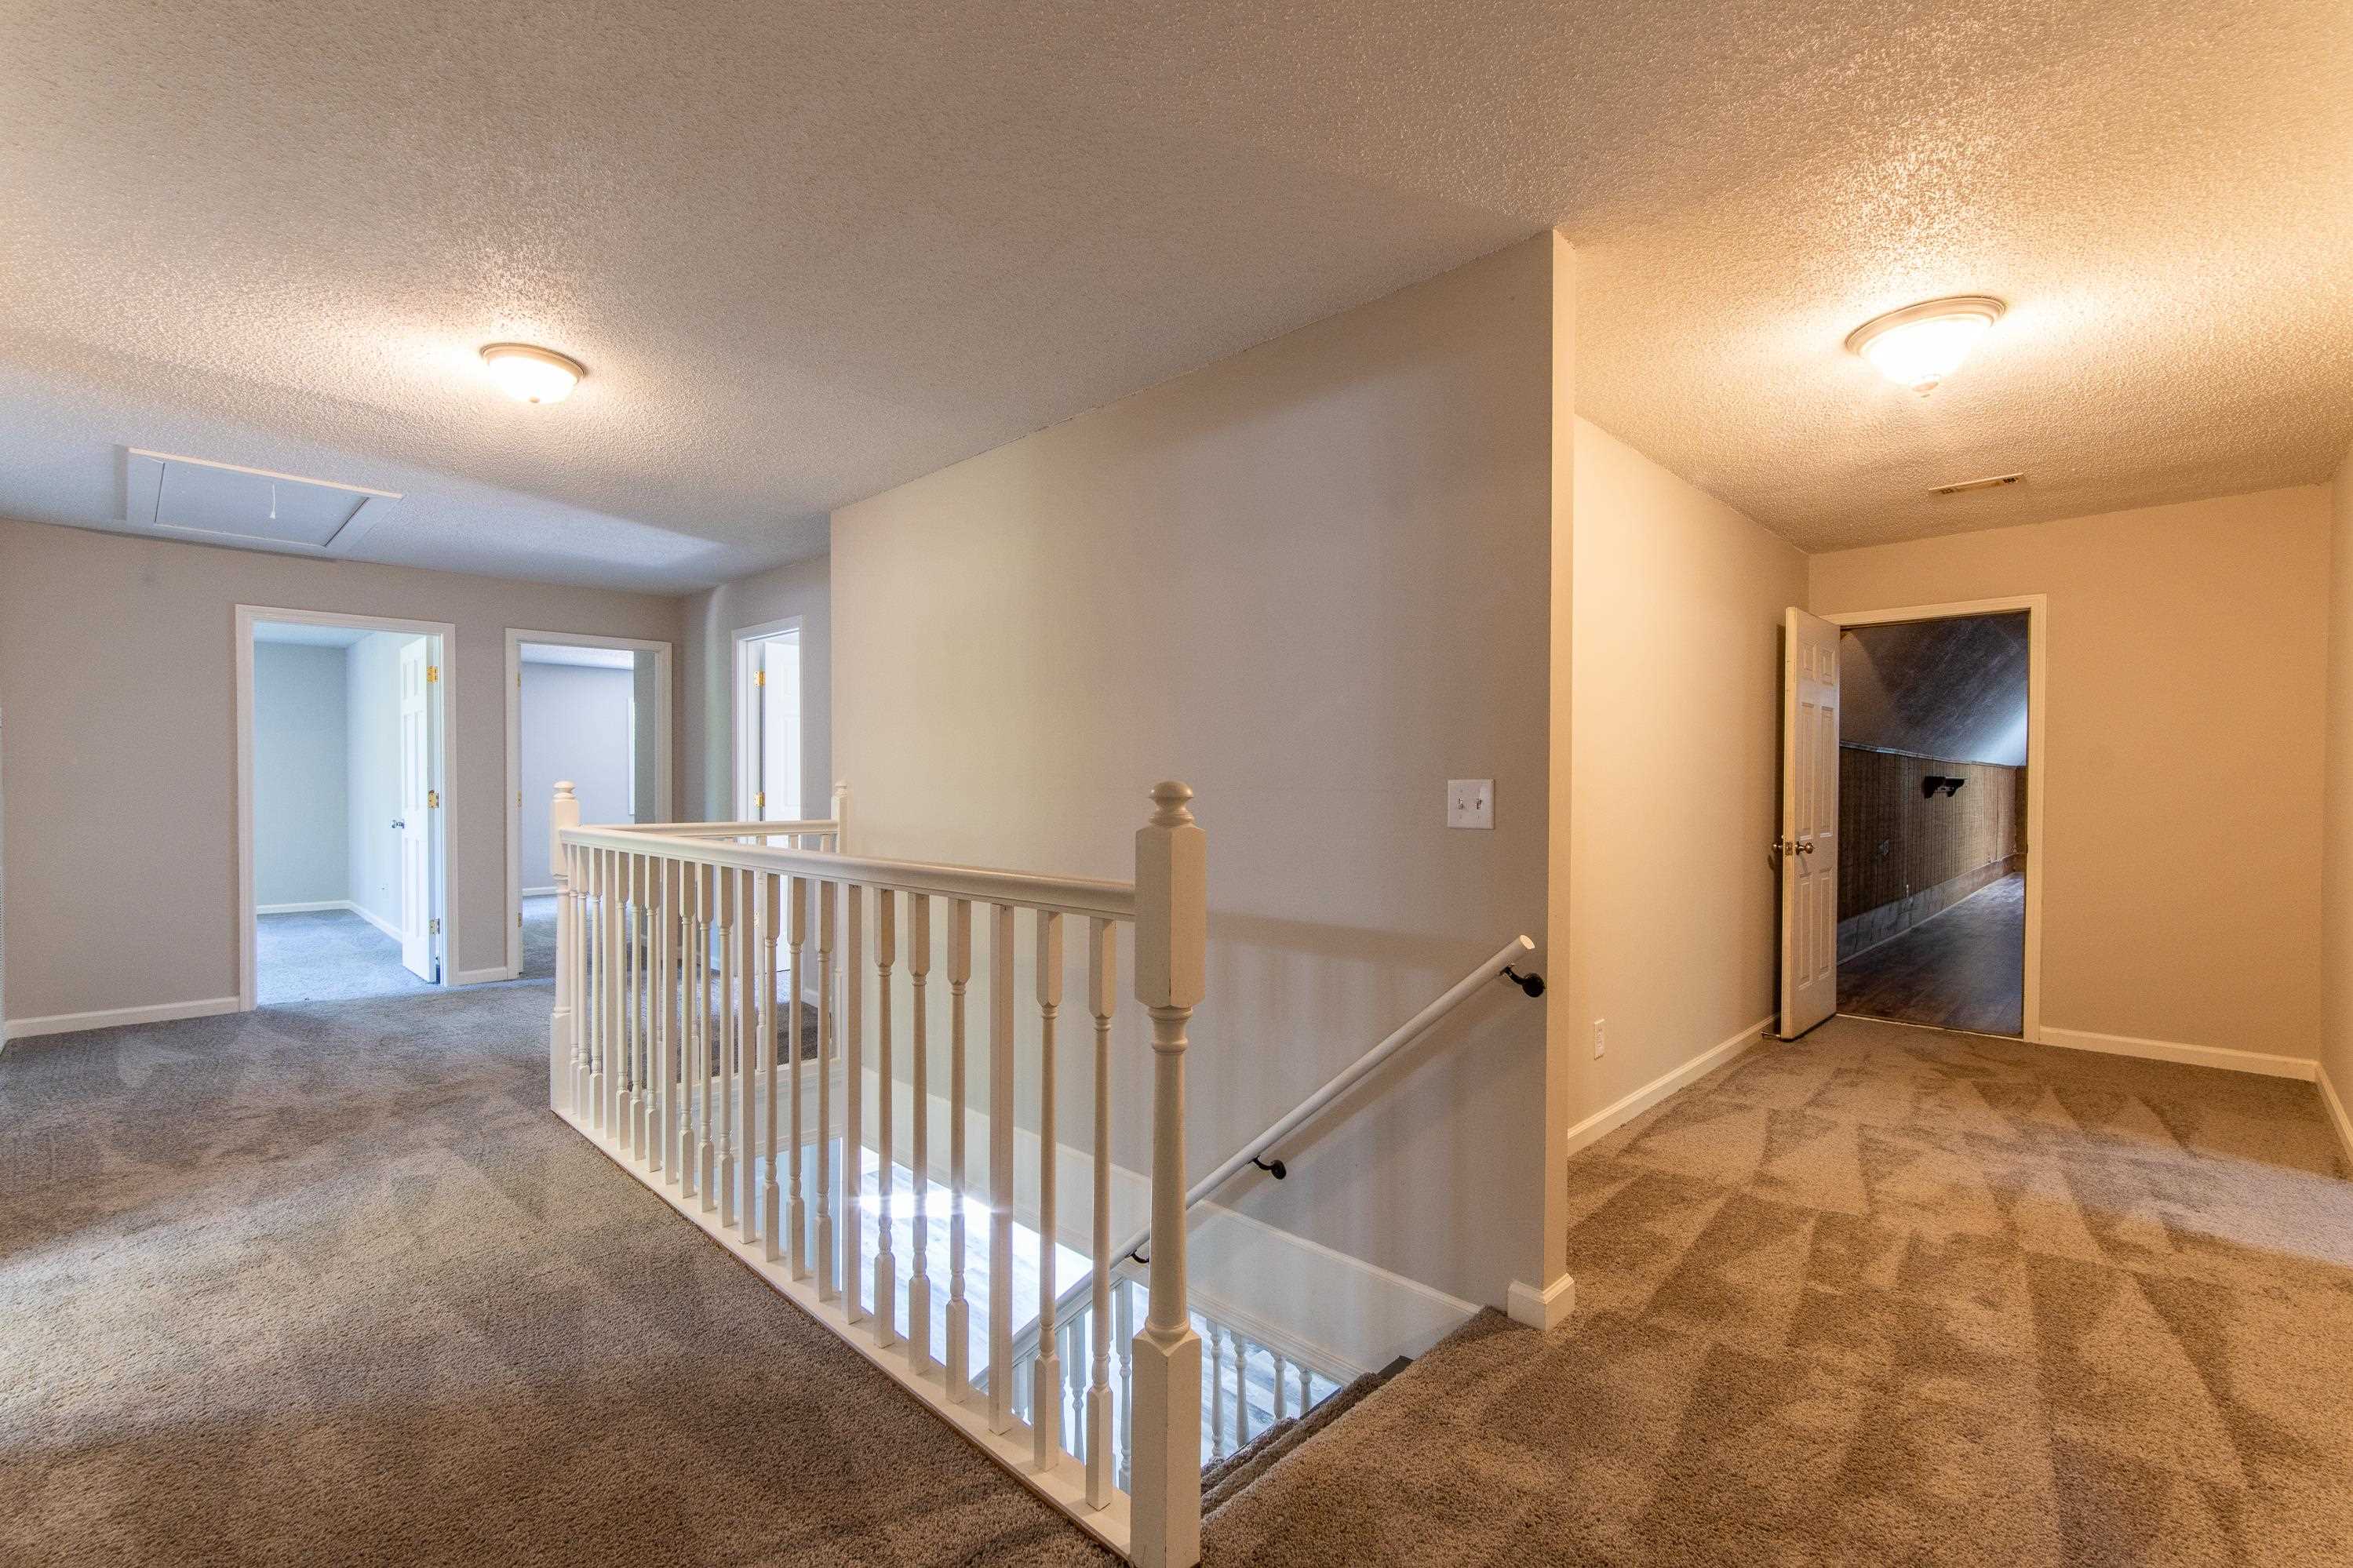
2,1,2348,588
1842,615,2031,766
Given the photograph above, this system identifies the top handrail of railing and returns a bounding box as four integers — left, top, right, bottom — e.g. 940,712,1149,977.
558,820,1138,922
594,818,839,839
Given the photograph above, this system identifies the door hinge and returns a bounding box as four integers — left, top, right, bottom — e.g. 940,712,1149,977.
754,791,765,809
517,790,523,807
430,917,443,935
428,789,441,808
426,664,440,684
755,669,766,687
518,912,524,929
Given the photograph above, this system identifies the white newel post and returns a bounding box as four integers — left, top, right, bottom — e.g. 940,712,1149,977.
549,782,580,1113
832,780,851,853
1128,780,1205,1568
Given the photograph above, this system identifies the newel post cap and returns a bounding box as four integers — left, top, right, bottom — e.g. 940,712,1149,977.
1135,780,1206,1012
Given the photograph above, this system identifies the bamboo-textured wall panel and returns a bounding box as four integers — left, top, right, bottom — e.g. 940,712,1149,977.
1838,747,2023,958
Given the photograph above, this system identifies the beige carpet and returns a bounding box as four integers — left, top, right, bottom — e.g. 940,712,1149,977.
1200,1016,2353,1566
0,983,1113,1567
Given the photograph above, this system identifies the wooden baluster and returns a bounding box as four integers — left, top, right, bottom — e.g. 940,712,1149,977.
1129,781,1206,1568
624,855,643,1159
1272,1352,1288,1423
945,897,973,1402
716,867,739,1229
614,853,631,1155
672,861,686,1190
565,842,587,1116
759,869,783,1261
842,882,865,1319
816,879,839,1297
548,784,579,1111
650,857,671,1179
988,902,1016,1435
905,893,933,1370
737,866,759,1242
694,864,717,1209
1116,1280,1135,1495
586,847,606,1130
635,850,654,1161
786,873,809,1276
1234,1330,1251,1449
1209,1328,1228,1462
872,890,898,1346
1086,917,1116,1507
1032,909,1065,1468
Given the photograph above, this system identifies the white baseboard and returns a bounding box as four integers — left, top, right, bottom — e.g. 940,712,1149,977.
4,995,243,1042
1506,1273,1575,1331
347,901,405,944
2037,1025,2317,1081
1563,1013,1776,1163
2317,1064,2353,1176
257,898,354,915
451,966,514,987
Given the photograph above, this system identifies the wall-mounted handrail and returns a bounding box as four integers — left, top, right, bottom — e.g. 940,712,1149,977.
1037,933,1539,1334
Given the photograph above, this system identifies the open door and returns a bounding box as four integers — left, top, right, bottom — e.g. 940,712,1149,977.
397,637,438,982
1779,607,1840,1038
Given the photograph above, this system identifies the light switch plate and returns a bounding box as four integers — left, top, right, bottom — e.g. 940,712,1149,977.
1447,779,1493,829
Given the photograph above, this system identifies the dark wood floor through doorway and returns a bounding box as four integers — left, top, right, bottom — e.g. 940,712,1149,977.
1839,870,2024,1035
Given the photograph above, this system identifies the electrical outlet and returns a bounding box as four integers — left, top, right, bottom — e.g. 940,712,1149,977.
1447,779,1494,830
1593,1018,1607,1059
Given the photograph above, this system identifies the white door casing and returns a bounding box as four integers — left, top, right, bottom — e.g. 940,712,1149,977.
1779,606,1840,1039
398,637,435,981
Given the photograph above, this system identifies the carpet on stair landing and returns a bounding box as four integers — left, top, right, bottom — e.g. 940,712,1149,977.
1199,1013,2353,1566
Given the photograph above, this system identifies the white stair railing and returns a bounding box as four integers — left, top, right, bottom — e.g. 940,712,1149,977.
545,779,1208,1568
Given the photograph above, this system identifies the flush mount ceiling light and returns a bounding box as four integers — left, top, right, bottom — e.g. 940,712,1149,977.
479,343,585,404
1845,296,2005,395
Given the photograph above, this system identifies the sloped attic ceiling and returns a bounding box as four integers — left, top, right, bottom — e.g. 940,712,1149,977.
1841,614,2031,766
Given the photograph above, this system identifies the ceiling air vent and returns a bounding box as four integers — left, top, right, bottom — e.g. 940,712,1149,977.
1929,471,2022,497
124,449,401,552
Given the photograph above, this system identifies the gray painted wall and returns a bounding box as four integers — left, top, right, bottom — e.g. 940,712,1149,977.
253,643,350,907
0,515,686,1021
520,660,637,888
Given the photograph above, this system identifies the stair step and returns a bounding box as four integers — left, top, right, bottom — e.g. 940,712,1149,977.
1201,1356,1402,1512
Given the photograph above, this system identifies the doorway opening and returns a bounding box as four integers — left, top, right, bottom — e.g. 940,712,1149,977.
504,631,672,980
237,608,452,1007
1779,597,2045,1042
734,618,804,822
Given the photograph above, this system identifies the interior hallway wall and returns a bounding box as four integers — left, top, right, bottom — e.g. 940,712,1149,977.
1562,417,1807,1141
682,552,831,822
1812,485,2331,1060
344,631,408,933
2322,450,2353,1119
832,237,1561,1310
1837,748,2022,958
519,661,637,889
0,516,686,1024
251,642,349,908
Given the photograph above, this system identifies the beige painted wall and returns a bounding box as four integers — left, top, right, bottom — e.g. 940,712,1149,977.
0,516,685,1023
1812,486,2332,1059
2322,451,2353,1102
681,552,831,823
1564,418,1806,1130
831,236,1563,1308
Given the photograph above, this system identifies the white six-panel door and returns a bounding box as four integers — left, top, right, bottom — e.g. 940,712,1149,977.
397,638,435,981
1779,607,1840,1039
